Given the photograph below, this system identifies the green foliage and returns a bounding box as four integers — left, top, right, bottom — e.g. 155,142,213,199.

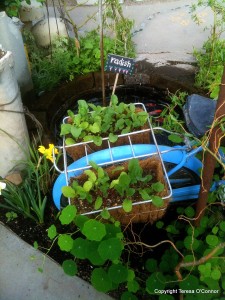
5,211,18,222
0,0,44,17
0,141,60,223
25,29,135,92
191,0,225,98
61,158,165,215
61,96,148,147
157,91,187,134
42,186,225,299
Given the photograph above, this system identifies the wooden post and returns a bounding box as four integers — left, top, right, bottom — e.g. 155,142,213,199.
195,66,225,226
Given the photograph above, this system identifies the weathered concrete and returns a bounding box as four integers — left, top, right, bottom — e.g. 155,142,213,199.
0,223,113,300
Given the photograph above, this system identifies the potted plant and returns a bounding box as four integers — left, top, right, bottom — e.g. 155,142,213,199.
60,94,151,161
61,156,170,224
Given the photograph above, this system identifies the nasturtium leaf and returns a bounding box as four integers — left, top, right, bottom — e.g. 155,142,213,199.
104,223,122,239
166,224,179,234
127,269,135,282
109,133,118,143
179,275,199,290
127,280,140,293
198,262,211,278
152,195,164,207
62,259,77,276
71,126,82,139
65,137,75,145
219,221,225,232
108,263,128,284
94,196,103,210
168,134,183,143
146,273,166,294
145,258,158,273
122,199,132,212
156,220,164,229
59,205,77,225
212,226,219,235
101,209,111,219
91,268,112,292
58,234,74,252
184,236,200,250
83,180,93,192
61,186,76,198
151,182,164,192
86,241,106,265
98,238,123,261
184,206,195,218
211,269,221,280
206,234,219,247
82,219,106,241
70,237,89,259
47,224,57,239
121,291,138,300
74,214,89,229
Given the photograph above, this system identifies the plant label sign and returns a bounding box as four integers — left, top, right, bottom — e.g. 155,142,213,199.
105,54,135,75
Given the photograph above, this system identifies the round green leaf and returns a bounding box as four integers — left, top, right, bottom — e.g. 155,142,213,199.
152,182,164,192
91,268,112,292
127,280,139,293
156,221,164,229
108,263,128,284
70,237,89,259
179,275,199,290
82,219,106,241
122,199,132,212
145,258,157,273
206,235,219,247
146,273,166,294
59,205,77,225
184,206,195,218
86,241,106,265
98,238,123,261
47,225,57,240
211,269,221,280
62,259,77,276
219,221,225,232
101,209,110,219
184,236,200,250
121,291,138,300
58,234,74,252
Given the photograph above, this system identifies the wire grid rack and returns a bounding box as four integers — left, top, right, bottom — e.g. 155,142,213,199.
53,102,173,215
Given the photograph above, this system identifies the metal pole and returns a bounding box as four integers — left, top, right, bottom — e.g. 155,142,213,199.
195,65,225,226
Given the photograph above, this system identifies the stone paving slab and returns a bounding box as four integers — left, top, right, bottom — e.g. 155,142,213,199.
0,223,113,300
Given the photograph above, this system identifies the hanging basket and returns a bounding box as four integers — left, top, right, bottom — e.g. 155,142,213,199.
65,106,151,161
70,156,170,224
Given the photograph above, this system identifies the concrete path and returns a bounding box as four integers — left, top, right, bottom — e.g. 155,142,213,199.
0,224,113,300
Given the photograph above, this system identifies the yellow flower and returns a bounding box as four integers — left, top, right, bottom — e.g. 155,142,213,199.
38,144,59,163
